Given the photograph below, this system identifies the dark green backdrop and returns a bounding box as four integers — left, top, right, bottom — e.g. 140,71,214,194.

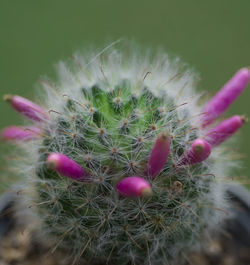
0,0,249,178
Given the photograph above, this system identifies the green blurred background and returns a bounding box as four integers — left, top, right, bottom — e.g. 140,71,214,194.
0,0,249,178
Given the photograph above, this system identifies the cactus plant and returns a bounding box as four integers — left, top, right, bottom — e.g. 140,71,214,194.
1,43,249,265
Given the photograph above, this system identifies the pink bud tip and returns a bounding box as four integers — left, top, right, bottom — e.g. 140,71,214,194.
47,153,89,181
116,176,152,197
205,115,247,147
1,126,42,141
145,131,171,178
202,68,250,128
178,139,211,166
4,95,48,122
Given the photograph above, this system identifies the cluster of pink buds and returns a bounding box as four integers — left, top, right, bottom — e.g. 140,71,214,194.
201,68,249,127
202,68,250,147
1,95,47,141
117,68,249,198
1,68,249,199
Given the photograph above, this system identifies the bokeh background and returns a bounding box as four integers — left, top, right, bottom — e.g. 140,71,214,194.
0,0,250,179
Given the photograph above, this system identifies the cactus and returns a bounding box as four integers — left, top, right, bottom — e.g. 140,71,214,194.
1,43,249,265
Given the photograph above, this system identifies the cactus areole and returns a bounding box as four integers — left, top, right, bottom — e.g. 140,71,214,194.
2,43,249,265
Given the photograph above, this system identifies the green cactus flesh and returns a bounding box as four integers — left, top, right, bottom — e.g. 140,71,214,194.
34,76,218,265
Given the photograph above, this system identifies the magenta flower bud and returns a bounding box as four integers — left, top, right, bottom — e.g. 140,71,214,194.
1,126,41,141
116,176,152,198
145,131,171,178
4,95,48,122
205,115,247,147
202,68,250,127
178,139,211,166
47,153,89,181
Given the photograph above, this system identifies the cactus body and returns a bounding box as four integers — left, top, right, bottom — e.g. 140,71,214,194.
2,43,249,265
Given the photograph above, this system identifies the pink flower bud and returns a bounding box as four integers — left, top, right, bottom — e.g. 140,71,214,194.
117,176,152,197
205,115,247,147
202,68,250,128
4,95,48,122
145,131,171,178
1,126,42,141
47,153,89,181
178,139,211,166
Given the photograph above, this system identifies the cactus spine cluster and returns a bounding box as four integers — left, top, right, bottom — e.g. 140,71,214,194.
1,43,249,265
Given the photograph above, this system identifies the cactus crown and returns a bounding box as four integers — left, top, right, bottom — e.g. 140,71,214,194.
2,43,249,265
